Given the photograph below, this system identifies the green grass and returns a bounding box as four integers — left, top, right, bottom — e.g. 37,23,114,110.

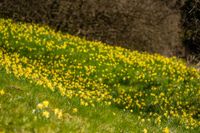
1,70,199,133
0,69,138,133
0,19,200,132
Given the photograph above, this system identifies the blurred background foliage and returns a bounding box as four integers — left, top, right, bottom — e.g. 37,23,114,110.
0,0,199,61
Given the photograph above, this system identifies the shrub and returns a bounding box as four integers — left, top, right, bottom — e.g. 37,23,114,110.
181,0,200,56
0,0,184,57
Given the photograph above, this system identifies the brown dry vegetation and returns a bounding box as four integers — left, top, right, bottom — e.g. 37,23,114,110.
0,0,185,57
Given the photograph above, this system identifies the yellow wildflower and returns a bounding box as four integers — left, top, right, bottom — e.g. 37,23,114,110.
72,108,78,113
141,119,145,122
0,89,5,95
54,108,59,115
57,111,63,119
54,108,63,119
143,128,148,133
37,103,44,109
162,127,170,133
42,111,50,118
42,100,49,108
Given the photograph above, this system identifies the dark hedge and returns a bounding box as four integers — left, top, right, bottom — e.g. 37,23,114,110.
181,0,200,56
0,0,185,57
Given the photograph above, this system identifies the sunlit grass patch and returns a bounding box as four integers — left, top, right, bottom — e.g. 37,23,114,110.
0,18,199,132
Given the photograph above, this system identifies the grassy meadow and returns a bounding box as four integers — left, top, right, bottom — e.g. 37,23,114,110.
0,19,200,133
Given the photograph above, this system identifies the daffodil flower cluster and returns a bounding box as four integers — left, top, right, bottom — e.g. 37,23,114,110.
0,19,199,128
36,100,50,118
36,100,63,119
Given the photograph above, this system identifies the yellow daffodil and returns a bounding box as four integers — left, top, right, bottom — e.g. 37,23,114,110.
37,103,44,109
0,89,5,95
162,127,170,133
143,128,148,133
42,111,50,118
42,100,49,108
72,108,78,113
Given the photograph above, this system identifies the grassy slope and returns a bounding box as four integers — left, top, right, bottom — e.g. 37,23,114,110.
0,19,200,132
0,70,197,133
0,70,155,132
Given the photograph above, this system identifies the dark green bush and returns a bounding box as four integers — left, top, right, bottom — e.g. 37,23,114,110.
181,0,200,56
0,0,184,57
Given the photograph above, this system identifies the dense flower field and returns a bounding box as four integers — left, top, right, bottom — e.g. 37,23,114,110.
0,19,199,129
